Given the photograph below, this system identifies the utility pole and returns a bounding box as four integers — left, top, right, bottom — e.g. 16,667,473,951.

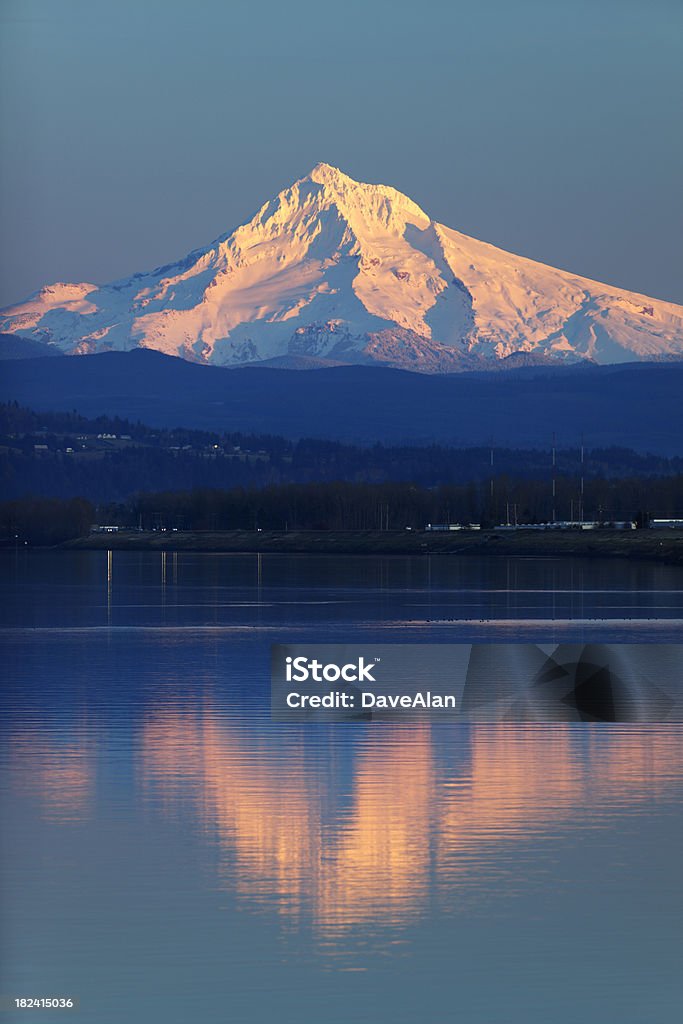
580,433,585,524
551,433,556,524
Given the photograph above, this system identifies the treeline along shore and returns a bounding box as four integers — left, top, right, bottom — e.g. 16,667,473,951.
1,402,681,564
64,527,683,565
1,486,682,564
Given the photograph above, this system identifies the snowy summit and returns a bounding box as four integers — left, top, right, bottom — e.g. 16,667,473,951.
3,163,683,372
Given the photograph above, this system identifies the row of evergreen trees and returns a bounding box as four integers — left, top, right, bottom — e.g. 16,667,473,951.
4,471,682,544
123,478,679,532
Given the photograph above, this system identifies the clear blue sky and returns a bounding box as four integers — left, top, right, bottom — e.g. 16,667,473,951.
1,0,681,306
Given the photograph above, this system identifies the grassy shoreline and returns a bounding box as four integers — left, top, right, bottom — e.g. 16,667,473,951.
62,528,683,565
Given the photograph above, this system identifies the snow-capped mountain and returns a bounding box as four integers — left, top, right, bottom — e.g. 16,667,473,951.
3,163,682,372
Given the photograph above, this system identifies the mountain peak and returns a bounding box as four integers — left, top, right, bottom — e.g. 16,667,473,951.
300,162,430,229
307,161,351,186
2,167,683,372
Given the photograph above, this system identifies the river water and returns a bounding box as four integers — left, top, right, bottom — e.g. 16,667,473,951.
1,551,682,1023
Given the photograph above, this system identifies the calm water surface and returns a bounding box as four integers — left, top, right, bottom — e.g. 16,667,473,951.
1,551,682,1023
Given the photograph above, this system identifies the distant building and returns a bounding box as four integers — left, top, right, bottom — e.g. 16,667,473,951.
494,521,634,531
425,523,481,531
650,518,683,529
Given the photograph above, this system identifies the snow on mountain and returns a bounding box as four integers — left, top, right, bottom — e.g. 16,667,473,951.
2,162,682,372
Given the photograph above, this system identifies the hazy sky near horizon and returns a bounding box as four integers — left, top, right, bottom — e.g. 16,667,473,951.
1,0,681,306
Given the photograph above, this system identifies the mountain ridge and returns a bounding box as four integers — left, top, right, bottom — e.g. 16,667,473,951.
2,163,682,372
2,349,682,454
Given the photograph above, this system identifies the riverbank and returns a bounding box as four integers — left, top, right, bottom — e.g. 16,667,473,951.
63,528,683,565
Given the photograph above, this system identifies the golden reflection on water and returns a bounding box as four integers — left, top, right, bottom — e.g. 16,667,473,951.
8,710,682,934
9,726,95,823
141,709,324,917
137,708,683,935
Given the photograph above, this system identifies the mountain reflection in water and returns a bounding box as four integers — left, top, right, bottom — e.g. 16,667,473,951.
141,715,683,933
